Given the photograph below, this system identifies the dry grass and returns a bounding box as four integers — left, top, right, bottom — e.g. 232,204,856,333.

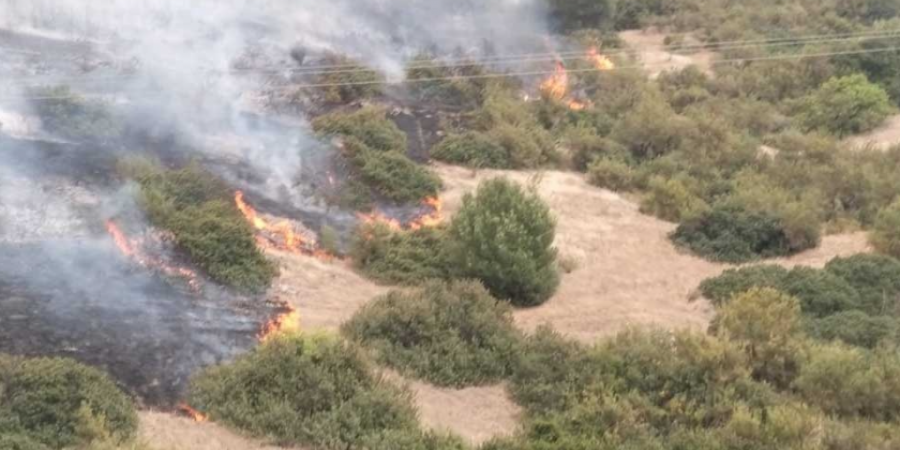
138,411,308,450
618,29,714,79
844,114,900,151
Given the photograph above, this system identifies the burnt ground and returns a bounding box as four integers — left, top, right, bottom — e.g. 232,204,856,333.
0,240,280,407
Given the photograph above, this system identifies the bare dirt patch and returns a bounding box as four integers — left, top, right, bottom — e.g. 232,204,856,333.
139,411,307,450
268,252,388,333
408,381,521,446
618,29,714,78
435,164,871,342
844,114,900,151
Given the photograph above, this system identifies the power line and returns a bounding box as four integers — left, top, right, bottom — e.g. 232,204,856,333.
4,28,900,86
3,44,899,102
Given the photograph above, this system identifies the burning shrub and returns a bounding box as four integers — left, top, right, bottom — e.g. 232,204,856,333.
350,222,451,285
188,334,420,449
0,356,138,449
29,85,122,143
671,204,799,263
315,54,384,104
448,178,559,307
121,160,278,293
342,280,522,387
431,132,510,169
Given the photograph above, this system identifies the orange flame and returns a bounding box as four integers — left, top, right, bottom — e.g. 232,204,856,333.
258,305,301,343
105,220,201,292
587,48,615,71
356,211,403,232
177,403,208,422
540,62,569,101
409,197,443,230
567,100,587,111
235,191,267,230
235,191,337,260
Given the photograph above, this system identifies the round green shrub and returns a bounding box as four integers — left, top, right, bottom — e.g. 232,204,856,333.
780,267,863,317
448,178,559,307
671,204,798,263
350,223,451,285
806,311,899,348
188,334,419,449
586,158,636,192
699,265,790,306
797,74,893,137
343,280,521,387
826,253,900,315
0,356,137,449
431,132,509,169
343,137,442,203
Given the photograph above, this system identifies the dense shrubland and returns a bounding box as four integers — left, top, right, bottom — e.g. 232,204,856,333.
188,334,465,450
343,280,522,387
0,356,138,450
312,107,441,206
117,159,278,293
314,54,385,104
351,178,559,307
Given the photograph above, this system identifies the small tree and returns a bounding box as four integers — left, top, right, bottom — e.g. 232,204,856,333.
713,287,804,388
871,199,900,260
797,74,893,137
448,178,559,307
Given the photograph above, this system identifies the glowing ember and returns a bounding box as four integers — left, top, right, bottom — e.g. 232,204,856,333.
587,48,616,71
234,191,267,230
105,220,201,292
568,100,587,111
540,62,569,101
177,403,208,422
356,211,403,232
409,197,444,230
258,305,301,342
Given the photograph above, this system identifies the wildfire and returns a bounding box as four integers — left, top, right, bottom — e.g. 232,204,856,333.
177,403,208,422
409,197,444,230
235,191,340,260
258,305,301,343
356,211,403,231
540,62,569,101
567,100,587,111
105,220,201,292
587,48,616,71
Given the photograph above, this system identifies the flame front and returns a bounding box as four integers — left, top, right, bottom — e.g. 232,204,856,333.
258,305,301,343
409,197,443,230
235,191,315,256
540,62,569,101
177,403,208,422
588,48,616,71
105,220,201,291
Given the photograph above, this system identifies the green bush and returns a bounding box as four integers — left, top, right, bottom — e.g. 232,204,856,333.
0,435,50,450
698,265,790,306
189,334,420,449
342,138,442,204
713,288,804,387
586,158,636,191
343,280,522,387
806,311,899,349
313,107,407,153
795,343,900,420
448,178,559,307
29,86,122,142
871,199,900,260
639,175,709,222
560,126,626,172
612,91,694,161
315,54,384,104
779,267,863,318
547,0,614,32
0,356,138,449
796,74,893,137
350,222,451,285
356,429,468,450
472,90,558,169
671,204,798,263
431,132,509,169
825,253,900,315
121,161,278,293
406,56,487,108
